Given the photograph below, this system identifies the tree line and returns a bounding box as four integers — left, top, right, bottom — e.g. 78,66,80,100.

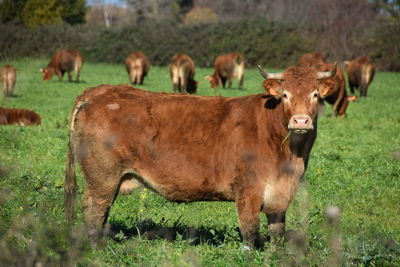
0,0,399,71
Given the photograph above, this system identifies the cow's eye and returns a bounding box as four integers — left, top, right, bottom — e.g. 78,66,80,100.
313,93,318,98
283,93,288,98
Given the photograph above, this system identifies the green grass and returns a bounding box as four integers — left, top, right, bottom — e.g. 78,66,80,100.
0,58,399,266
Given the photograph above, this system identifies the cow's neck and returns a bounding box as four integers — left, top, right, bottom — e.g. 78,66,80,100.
264,100,318,170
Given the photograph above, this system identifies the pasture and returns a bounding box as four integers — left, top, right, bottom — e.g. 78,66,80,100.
0,58,399,266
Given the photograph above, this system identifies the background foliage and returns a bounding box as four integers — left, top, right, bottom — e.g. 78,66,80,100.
0,19,312,68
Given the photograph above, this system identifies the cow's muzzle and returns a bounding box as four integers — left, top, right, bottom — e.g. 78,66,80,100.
288,115,314,134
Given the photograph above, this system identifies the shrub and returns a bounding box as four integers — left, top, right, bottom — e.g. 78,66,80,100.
0,19,312,68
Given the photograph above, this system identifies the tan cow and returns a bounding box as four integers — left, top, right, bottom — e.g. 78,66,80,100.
41,49,83,82
298,52,327,68
1,65,17,97
124,52,150,85
314,62,349,117
0,108,41,126
345,56,375,97
169,54,197,94
206,53,244,89
65,65,338,249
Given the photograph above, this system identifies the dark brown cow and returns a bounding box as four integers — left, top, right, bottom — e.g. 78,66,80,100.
124,52,150,85
345,56,375,97
206,53,244,89
314,62,349,117
64,65,338,249
41,49,83,82
298,52,327,68
169,54,197,94
0,108,41,126
1,65,17,97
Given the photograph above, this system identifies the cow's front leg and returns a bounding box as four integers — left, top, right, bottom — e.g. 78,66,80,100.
235,191,264,249
68,71,72,82
266,211,286,242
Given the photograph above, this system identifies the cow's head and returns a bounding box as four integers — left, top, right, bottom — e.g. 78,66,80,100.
258,64,337,134
205,74,220,88
40,67,55,81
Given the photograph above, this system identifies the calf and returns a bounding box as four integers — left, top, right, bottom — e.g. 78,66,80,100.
65,65,338,249
206,53,244,89
124,52,150,85
345,56,375,97
0,108,41,126
1,65,17,97
41,49,83,82
169,54,197,94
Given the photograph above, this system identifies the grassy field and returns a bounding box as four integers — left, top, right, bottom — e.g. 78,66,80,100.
0,58,399,266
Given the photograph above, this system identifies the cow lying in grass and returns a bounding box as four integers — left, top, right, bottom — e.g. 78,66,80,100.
0,108,41,126
65,64,338,249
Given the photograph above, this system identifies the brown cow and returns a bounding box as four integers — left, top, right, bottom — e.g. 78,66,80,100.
298,52,327,68
169,54,197,94
124,52,150,85
1,65,17,97
345,56,375,97
64,65,338,249
314,62,349,117
206,53,244,89
41,49,83,82
0,108,41,126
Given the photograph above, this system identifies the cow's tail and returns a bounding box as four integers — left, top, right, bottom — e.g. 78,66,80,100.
64,99,87,224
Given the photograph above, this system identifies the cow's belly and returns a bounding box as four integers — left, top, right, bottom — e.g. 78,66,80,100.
120,167,236,202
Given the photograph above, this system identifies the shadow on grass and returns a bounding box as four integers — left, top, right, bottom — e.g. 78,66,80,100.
109,219,242,246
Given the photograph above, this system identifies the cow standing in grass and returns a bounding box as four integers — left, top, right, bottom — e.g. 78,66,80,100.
41,49,83,82
65,65,338,249
298,52,327,68
1,65,17,97
206,53,244,89
169,54,197,94
0,108,41,126
345,56,375,97
314,62,349,117
125,52,150,85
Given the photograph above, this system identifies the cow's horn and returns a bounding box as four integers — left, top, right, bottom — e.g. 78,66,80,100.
317,62,337,79
257,65,284,80
39,68,43,72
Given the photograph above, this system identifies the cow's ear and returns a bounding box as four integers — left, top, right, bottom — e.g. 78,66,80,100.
318,78,337,98
205,75,212,81
263,79,283,98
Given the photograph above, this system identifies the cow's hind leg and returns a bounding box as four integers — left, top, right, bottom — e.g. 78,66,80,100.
236,191,264,249
83,173,120,246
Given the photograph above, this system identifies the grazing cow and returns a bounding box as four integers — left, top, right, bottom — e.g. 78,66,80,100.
1,65,17,97
345,56,375,97
0,108,41,126
41,49,83,82
206,53,244,89
314,62,349,117
169,54,197,94
64,64,338,249
298,52,327,68
124,52,150,85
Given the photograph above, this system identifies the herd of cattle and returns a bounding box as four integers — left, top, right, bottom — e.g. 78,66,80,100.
1,49,376,249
